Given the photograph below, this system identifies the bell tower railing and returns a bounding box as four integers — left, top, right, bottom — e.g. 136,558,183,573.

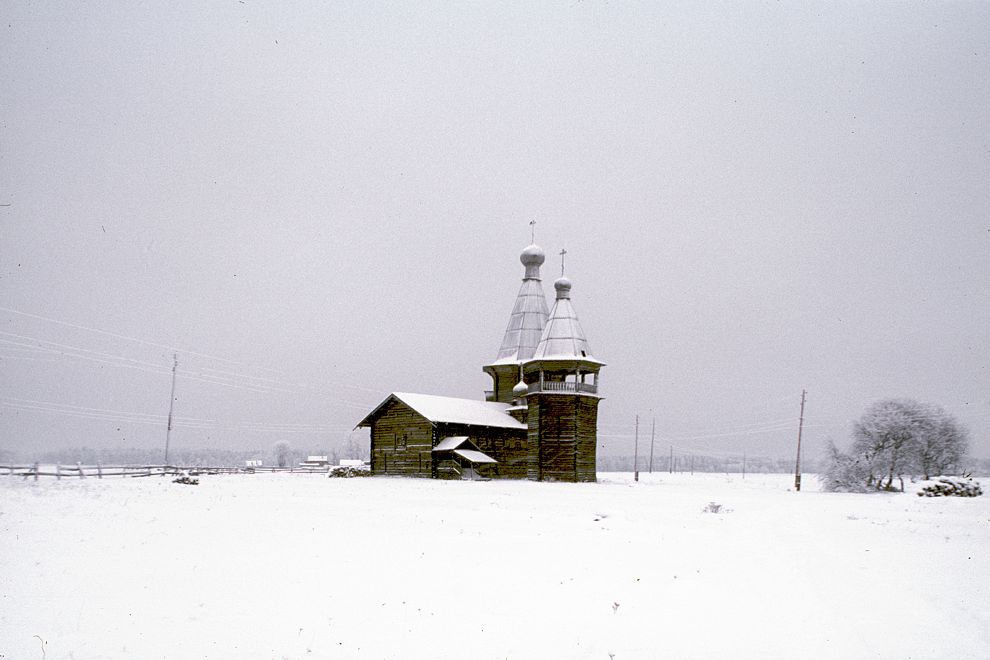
527,381,598,395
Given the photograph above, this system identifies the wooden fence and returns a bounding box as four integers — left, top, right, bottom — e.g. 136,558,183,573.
0,463,335,480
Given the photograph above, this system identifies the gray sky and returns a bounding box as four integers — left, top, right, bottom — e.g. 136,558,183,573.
2,1,988,462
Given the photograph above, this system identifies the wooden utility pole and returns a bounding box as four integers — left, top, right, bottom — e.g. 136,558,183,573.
634,414,639,481
794,389,806,491
648,414,656,473
164,353,178,466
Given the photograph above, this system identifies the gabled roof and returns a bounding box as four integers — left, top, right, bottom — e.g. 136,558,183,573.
530,277,602,363
432,438,498,464
433,436,474,451
356,392,526,430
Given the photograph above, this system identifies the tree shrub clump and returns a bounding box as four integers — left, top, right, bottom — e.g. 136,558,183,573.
820,399,970,493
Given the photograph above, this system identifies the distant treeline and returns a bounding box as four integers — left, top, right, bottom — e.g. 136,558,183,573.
0,446,264,466
3,446,987,476
597,454,820,474
599,453,990,476
0,444,367,468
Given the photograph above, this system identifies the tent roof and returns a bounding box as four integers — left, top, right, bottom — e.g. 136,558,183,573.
489,276,549,366
529,277,603,363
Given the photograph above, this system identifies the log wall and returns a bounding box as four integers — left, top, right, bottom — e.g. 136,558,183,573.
434,423,528,479
527,393,599,482
370,399,434,477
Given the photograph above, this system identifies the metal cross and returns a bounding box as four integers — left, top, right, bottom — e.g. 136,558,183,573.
559,248,567,276
529,219,536,243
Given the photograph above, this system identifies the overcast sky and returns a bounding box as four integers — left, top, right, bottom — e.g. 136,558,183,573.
2,1,988,463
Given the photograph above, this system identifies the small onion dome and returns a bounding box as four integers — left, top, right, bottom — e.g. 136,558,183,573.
520,244,545,268
512,380,528,397
554,276,572,299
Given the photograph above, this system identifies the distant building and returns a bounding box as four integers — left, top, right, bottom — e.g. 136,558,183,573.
299,455,330,468
356,242,604,482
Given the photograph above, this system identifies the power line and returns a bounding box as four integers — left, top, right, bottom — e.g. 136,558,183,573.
0,398,354,434
0,400,216,430
0,328,379,407
0,305,281,374
1,396,216,423
0,305,386,399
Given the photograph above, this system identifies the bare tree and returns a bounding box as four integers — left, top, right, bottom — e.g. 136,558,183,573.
343,432,368,461
914,404,968,479
851,399,922,491
820,439,872,493
273,440,292,468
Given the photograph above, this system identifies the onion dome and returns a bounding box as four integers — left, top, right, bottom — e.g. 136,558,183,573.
520,244,545,279
553,277,572,300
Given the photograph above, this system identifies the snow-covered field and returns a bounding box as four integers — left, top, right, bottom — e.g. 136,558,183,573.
2,472,987,659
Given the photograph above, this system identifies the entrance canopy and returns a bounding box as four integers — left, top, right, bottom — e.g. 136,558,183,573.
433,436,497,464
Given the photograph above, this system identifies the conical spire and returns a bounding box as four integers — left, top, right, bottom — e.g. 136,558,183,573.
492,245,550,364
531,276,596,360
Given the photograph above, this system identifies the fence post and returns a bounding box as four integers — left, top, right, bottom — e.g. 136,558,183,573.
77,461,85,479
56,464,61,480
97,463,103,479
33,462,39,481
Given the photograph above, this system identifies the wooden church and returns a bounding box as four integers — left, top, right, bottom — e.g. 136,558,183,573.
356,242,604,482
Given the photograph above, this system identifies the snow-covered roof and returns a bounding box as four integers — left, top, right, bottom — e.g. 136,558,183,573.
430,437,498,463
433,436,472,451
453,449,498,464
357,393,526,430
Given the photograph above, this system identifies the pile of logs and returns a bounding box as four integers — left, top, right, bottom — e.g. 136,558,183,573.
327,465,371,478
917,477,982,497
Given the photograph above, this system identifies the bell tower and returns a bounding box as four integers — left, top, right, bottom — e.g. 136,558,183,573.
522,270,604,482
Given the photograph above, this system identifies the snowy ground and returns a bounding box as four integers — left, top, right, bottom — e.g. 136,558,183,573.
1,472,988,659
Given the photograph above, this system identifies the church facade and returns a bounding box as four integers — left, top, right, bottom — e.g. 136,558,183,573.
356,243,604,482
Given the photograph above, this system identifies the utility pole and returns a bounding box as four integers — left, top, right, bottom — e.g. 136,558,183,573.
164,353,178,466
648,414,656,473
794,389,806,491
634,414,639,481
742,451,746,479
669,445,673,474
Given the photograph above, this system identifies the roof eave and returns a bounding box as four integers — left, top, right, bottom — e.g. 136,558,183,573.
523,356,606,368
